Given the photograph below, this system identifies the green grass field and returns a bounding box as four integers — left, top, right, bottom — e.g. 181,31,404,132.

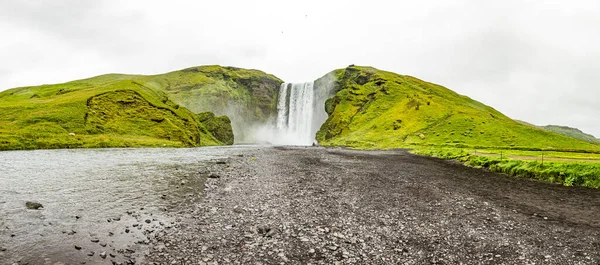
411,147,600,188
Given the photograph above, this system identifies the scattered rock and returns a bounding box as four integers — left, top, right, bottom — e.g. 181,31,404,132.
25,201,43,210
145,219,151,224
0,246,7,251
257,225,273,237
91,238,100,243
87,251,95,256
74,245,82,250
208,173,221,179
100,251,107,259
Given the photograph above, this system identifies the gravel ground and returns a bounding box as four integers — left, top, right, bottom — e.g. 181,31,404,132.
145,146,600,265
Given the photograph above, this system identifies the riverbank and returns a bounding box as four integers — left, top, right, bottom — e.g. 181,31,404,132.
0,146,249,265
146,146,600,264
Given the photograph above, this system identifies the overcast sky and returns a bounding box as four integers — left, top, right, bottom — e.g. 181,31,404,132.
1,0,599,137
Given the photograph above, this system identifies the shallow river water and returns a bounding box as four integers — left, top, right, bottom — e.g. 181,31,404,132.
0,146,255,265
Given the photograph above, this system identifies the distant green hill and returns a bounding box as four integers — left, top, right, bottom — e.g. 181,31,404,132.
515,121,600,144
0,68,240,150
541,125,600,143
316,66,600,152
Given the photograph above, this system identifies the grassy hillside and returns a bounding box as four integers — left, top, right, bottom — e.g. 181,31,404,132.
0,74,232,150
316,66,600,152
155,66,283,142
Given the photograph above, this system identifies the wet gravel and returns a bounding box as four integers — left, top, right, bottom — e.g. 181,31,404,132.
144,147,600,264
4,146,600,264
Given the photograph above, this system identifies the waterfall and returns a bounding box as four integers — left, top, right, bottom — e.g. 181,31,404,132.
275,82,316,145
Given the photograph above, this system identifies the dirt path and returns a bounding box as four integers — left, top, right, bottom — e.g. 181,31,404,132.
147,147,600,264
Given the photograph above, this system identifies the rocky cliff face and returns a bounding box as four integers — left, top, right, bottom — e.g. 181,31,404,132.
153,65,283,142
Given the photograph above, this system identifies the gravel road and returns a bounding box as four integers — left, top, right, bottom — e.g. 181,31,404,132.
145,147,600,265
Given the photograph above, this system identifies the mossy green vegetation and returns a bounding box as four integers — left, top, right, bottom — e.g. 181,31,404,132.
0,72,233,150
156,66,283,142
412,148,600,188
196,112,234,145
316,66,600,152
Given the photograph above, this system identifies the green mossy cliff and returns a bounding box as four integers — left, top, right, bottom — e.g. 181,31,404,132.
157,66,283,142
0,75,233,150
315,66,600,151
196,112,234,145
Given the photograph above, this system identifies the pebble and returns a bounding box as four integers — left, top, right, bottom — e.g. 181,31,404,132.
87,251,95,256
1,246,7,251
142,150,600,264
74,245,82,250
99,251,107,259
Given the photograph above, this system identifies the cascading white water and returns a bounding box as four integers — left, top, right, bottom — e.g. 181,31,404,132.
275,82,315,145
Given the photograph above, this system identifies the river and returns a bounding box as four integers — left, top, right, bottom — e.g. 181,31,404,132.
0,146,257,264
